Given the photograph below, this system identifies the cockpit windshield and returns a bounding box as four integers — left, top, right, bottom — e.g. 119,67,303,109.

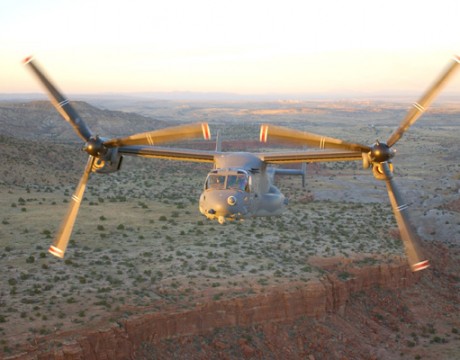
226,174,248,191
206,174,226,190
205,171,249,192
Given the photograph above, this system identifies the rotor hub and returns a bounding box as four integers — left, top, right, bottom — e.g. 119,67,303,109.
370,142,394,163
84,136,106,157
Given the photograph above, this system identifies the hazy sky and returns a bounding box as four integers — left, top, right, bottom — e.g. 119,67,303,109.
1,0,460,97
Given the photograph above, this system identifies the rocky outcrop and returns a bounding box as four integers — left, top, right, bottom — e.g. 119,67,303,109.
7,261,420,360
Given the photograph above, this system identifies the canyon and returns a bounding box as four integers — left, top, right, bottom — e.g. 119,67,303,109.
1,100,459,359
8,246,460,359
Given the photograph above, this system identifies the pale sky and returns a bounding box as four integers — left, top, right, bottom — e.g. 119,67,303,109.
1,0,460,96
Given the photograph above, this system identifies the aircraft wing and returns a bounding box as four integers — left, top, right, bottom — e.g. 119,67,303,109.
257,150,363,164
118,146,216,163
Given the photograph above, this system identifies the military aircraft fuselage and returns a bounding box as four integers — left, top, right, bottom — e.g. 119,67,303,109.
199,152,286,223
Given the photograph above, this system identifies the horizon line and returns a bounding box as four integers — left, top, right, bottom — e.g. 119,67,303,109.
1,90,460,102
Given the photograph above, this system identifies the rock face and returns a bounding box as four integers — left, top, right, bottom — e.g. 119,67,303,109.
8,262,420,359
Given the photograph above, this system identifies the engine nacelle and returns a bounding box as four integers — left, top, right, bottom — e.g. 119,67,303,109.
91,148,123,174
372,162,393,181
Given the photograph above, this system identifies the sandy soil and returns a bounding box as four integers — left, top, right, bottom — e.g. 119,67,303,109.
1,99,459,358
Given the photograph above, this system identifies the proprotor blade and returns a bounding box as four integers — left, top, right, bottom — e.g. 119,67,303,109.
260,124,370,153
387,56,460,147
381,162,430,272
103,122,211,147
49,156,94,258
23,56,92,142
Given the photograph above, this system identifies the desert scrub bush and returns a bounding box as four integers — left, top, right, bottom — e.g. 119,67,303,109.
430,336,448,344
42,229,52,238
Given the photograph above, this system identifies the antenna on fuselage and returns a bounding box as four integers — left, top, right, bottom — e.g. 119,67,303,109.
215,130,222,152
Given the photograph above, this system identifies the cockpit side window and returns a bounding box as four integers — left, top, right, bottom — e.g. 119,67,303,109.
206,174,226,190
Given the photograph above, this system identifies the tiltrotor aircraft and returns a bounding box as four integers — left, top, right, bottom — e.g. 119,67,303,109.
24,56,460,272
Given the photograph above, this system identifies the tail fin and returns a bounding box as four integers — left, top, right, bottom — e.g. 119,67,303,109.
273,163,307,188
301,162,306,187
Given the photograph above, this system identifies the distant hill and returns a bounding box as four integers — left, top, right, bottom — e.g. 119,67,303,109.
0,101,166,141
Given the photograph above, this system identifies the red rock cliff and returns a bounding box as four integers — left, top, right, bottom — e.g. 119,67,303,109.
8,262,420,360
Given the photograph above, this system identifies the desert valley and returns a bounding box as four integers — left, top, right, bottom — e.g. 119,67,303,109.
0,98,459,359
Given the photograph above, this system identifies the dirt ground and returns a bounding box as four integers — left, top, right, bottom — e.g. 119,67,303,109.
1,99,459,359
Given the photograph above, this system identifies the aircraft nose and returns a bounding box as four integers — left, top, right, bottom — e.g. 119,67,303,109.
200,190,248,220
